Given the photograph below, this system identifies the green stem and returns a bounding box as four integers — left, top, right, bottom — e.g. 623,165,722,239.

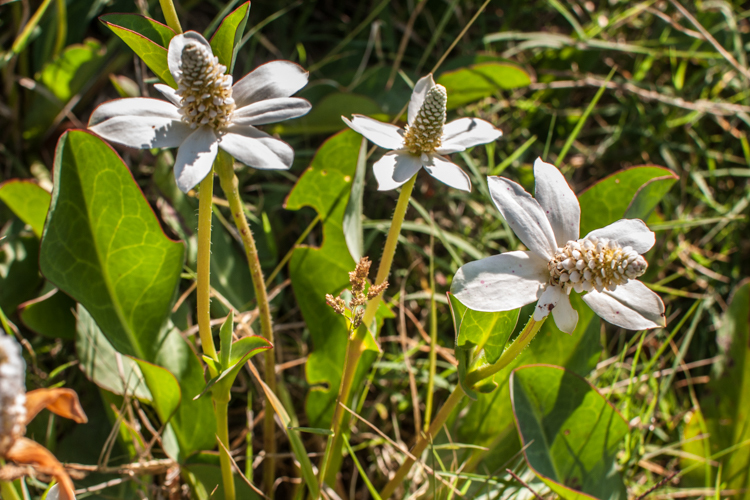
214,393,236,500
424,232,437,430
317,173,417,490
197,170,217,361
158,0,183,33
214,152,277,496
0,481,20,500
380,316,546,499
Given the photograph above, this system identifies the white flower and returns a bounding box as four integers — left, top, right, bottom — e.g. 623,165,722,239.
451,158,666,333
89,31,311,193
0,335,26,456
343,74,502,192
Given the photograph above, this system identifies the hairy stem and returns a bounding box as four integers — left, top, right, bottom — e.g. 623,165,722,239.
158,0,183,33
214,393,236,500
380,316,546,498
215,152,276,495
317,174,417,490
197,170,217,361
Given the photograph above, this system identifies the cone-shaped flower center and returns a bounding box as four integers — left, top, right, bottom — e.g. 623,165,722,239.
177,42,235,130
549,236,648,294
0,337,26,455
404,84,447,154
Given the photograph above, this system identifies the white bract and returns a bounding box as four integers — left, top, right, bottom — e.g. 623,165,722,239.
89,31,311,192
0,335,26,456
451,158,666,333
343,74,502,192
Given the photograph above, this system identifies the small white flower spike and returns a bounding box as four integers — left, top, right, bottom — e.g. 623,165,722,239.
89,31,312,193
0,335,26,456
343,74,503,192
451,158,666,333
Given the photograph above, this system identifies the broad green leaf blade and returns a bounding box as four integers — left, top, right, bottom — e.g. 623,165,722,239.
682,280,750,495
0,180,50,237
228,336,272,365
437,62,531,110
209,1,250,72
100,14,176,87
578,166,677,236
24,40,109,139
19,287,76,340
40,130,184,361
0,220,43,314
342,137,367,262
448,293,519,364
511,364,628,500
76,304,152,401
286,130,363,428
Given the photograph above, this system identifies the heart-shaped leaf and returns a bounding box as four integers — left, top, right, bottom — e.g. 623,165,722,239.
511,364,628,500
209,1,250,72
100,14,176,87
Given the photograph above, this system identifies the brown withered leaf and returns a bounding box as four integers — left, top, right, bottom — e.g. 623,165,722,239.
24,388,88,425
5,438,76,500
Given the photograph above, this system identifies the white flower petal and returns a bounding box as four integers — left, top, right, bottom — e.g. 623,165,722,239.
533,158,580,246
487,176,558,260
232,60,309,107
534,285,562,320
88,98,191,149
585,219,655,254
174,127,219,193
233,97,311,126
436,118,503,154
552,293,579,334
372,151,422,191
422,154,471,192
582,280,666,330
451,251,548,312
220,125,293,170
154,83,182,106
343,115,404,150
168,31,213,82
408,74,436,126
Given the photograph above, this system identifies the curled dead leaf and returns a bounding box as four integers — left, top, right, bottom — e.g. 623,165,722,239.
5,438,76,500
24,388,88,425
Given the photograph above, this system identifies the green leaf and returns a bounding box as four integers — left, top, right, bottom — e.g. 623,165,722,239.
437,62,532,110
19,287,76,340
76,304,152,401
274,93,384,135
209,1,250,72
40,130,214,459
41,130,183,360
100,14,176,87
219,311,234,369
342,137,367,262
577,166,677,236
511,364,628,500
0,180,50,238
682,280,750,495
449,293,519,364
24,40,108,139
196,336,271,400
0,220,43,314
286,130,377,428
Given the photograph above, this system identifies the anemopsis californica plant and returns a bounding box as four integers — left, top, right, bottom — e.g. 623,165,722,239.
343,74,503,192
89,31,311,192
452,158,666,333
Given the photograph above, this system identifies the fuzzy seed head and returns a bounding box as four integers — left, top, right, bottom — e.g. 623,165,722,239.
0,336,26,456
176,42,235,130
548,236,648,294
403,84,447,155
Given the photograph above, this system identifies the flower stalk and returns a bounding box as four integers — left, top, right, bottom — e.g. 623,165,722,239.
318,174,416,487
379,316,547,499
197,170,218,362
213,391,235,500
214,151,277,495
158,0,183,34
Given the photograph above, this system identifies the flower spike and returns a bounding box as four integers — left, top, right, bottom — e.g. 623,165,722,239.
451,158,666,333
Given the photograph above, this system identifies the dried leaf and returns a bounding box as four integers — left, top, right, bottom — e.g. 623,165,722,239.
5,438,76,499
24,388,88,425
